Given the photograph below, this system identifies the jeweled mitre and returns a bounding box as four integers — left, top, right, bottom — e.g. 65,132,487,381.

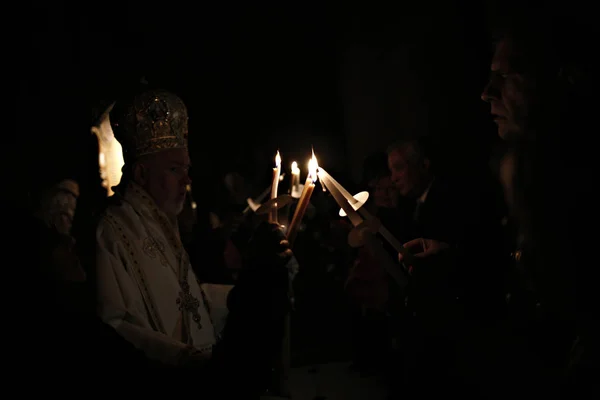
114,90,189,160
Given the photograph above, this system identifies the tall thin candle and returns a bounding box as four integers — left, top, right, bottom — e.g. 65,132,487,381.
290,161,300,198
318,168,357,207
287,153,318,246
319,168,414,263
270,150,282,223
318,170,363,227
319,168,410,289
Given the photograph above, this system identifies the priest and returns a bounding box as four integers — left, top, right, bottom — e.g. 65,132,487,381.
95,89,292,395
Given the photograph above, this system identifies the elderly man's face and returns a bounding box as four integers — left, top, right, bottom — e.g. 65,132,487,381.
38,179,79,235
388,147,430,198
135,148,192,218
49,190,78,235
481,38,535,141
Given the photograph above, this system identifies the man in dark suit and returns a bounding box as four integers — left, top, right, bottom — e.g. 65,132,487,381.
386,137,507,396
388,137,506,309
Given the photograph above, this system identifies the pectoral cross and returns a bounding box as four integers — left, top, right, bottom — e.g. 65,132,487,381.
177,280,202,329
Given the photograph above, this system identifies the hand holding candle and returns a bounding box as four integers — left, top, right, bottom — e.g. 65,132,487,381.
318,167,408,288
318,167,414,264
286,152,318,246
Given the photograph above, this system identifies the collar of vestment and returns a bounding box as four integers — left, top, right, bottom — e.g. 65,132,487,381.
111,180,206,335
114,181,184,261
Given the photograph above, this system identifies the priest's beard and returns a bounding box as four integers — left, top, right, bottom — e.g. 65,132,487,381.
163,200,185,226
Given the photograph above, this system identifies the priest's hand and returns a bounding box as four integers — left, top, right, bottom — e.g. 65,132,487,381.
221,222,292,393
228,221,293,315
227,222,293,310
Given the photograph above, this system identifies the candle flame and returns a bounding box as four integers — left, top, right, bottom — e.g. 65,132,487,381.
291,161,298,171
308,150,318,182
275,151,281,167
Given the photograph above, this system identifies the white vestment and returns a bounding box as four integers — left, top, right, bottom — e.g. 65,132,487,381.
96,182,232,365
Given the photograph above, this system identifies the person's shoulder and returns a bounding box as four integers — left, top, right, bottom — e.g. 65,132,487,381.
95,195,135,238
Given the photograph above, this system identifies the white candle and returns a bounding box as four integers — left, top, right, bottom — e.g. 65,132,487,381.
287,154,318,246
318,170,363,227
319,168,414,263
319,168,409,289
318,168,356,206
243,173,286,215
290,161,300,198
270,151,282,223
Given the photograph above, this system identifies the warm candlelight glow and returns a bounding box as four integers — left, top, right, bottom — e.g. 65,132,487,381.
318,167,415,265
287,149,319,246
308,151,318,181
92,104,124,197
319,170,363,227
290,161,301,198
270,150,282,223
275,151,282,167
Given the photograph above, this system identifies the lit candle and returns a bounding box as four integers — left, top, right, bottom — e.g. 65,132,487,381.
319,168,415,263
186,185,197,209
287,152,318,246
270,150,282,223
318,168,356,206
243,173,286,215
318,169,363,227
319,168,410,289
290,161,300,198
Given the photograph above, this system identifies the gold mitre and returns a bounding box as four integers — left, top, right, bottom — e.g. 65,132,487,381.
113,89,189,161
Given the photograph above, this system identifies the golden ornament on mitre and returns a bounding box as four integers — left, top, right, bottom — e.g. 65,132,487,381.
113,89,189,161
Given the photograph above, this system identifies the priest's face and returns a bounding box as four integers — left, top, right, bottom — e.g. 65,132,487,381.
135,148,192,218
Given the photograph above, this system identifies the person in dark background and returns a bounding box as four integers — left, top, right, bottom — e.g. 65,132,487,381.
344,150,402,375
219,168,261,266
21,171,166,374
386,136,506,397
345,150,403,294
186,190,245,284
186,163,262,284
491,14,599,399
29,177,87,302
178,181,239,284
403,9,598,398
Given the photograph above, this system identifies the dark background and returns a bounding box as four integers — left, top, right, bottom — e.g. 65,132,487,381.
15,1,515,195
11,0,596,374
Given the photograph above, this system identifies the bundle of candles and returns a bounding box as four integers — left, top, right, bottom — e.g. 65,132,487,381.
253,148,415,397
251,149,414,272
